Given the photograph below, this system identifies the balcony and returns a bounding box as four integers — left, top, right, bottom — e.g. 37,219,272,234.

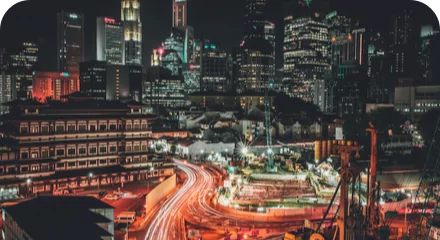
14,127,152,137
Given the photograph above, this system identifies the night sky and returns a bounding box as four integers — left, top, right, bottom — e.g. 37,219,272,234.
0,0,438,69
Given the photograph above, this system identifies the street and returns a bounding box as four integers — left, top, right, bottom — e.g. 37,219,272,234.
140,160,335,240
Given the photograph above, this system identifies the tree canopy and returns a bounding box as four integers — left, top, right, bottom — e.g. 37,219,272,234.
343,108,407,140
419,109,440,145
273,92,321,119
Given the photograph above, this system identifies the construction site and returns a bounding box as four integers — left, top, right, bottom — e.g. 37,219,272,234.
215,116,440,240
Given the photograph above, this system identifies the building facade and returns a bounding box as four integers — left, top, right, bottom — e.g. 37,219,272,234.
201,41,229,92
8,42,38,100
172,0,187,30
283,16,329,110
57,11,84,73
0,73,17,115
121,0,142,65
97,17,125,65
390,10,416,78
2,197,114,240
80,61,140,102
144,67,185,107
0,99,175,198
394,85,440,121
32,72,80,102
238,0,274,93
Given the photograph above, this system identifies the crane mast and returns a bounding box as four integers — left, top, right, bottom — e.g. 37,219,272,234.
405,117,440,239
265,83,274,171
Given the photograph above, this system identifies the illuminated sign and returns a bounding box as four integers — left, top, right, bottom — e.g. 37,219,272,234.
60,72,69,77
326,11,337,20
69,14,78,19
104,17,116,24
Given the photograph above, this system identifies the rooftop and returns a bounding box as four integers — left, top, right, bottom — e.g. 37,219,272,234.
4,196,114,240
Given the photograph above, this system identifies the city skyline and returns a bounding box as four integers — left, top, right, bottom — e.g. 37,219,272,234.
0,0,438,70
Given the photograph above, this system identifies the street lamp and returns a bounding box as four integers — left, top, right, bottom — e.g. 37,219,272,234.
268,148,273,154
241,147,248,155
26,179,32,197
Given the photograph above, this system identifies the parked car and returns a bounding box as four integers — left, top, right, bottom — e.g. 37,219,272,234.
98,191,107,199
114,211,136,224
105,194,119,200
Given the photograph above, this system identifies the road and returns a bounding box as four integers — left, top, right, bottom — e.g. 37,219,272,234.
140,160,334,240
142,161,200,240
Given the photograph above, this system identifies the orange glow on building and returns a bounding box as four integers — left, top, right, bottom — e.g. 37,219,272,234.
32,72,80,102
152,130,188,139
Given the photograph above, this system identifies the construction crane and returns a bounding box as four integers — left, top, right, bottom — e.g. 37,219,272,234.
333,141,361,240
405,117,440,239
366,123,380,237
265,82,274,171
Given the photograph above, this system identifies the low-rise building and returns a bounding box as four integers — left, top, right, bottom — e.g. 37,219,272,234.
394,85,440,121
178,140,235,159
2,196,114,240
0,99,175,199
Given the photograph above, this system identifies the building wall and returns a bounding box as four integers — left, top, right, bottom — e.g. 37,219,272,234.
152,131,188,139
97,17,125,65
145,174,176,213
106,65,130,100
0,73,16,115
394,85,440,121
187,141,235,158
0,105,175,195
2,211,33,240
32,72,80,102
121,0,142,65
57,11,84,73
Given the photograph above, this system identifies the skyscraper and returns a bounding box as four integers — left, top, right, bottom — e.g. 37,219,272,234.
57,11,84,73
238,0,274,92
97,17,125,65
121,0,142,66
264,21,276,53
200,41,229,92
264,21,276,80
390,10,415,77
283,15,329,109
8,42,38,99
243,0,266,40
172,0,187,29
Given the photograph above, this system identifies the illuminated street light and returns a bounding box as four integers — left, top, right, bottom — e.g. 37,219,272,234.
267,148,272,154
89,173,93,178
241,148,248,155
26,179,31,184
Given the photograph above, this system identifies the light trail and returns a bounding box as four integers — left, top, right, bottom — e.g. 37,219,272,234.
144,162,196,240
145,160,331,240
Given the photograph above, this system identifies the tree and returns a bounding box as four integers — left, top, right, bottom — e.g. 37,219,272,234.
343,108,406,140
368,108,406,134
273,92,321,119
343,115,370,140
419,109,440,145
170,145,177,155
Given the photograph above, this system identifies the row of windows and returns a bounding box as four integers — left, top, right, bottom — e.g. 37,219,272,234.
20,144,152,160
20,123,149,134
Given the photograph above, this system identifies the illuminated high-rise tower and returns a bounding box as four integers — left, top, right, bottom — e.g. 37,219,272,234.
238,0,274,93
57,10,84,73
244,0,266,40
172,0,187,29
121,0,142,66
97,17,125,65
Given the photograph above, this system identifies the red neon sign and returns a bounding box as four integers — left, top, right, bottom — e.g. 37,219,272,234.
104,18,116,24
